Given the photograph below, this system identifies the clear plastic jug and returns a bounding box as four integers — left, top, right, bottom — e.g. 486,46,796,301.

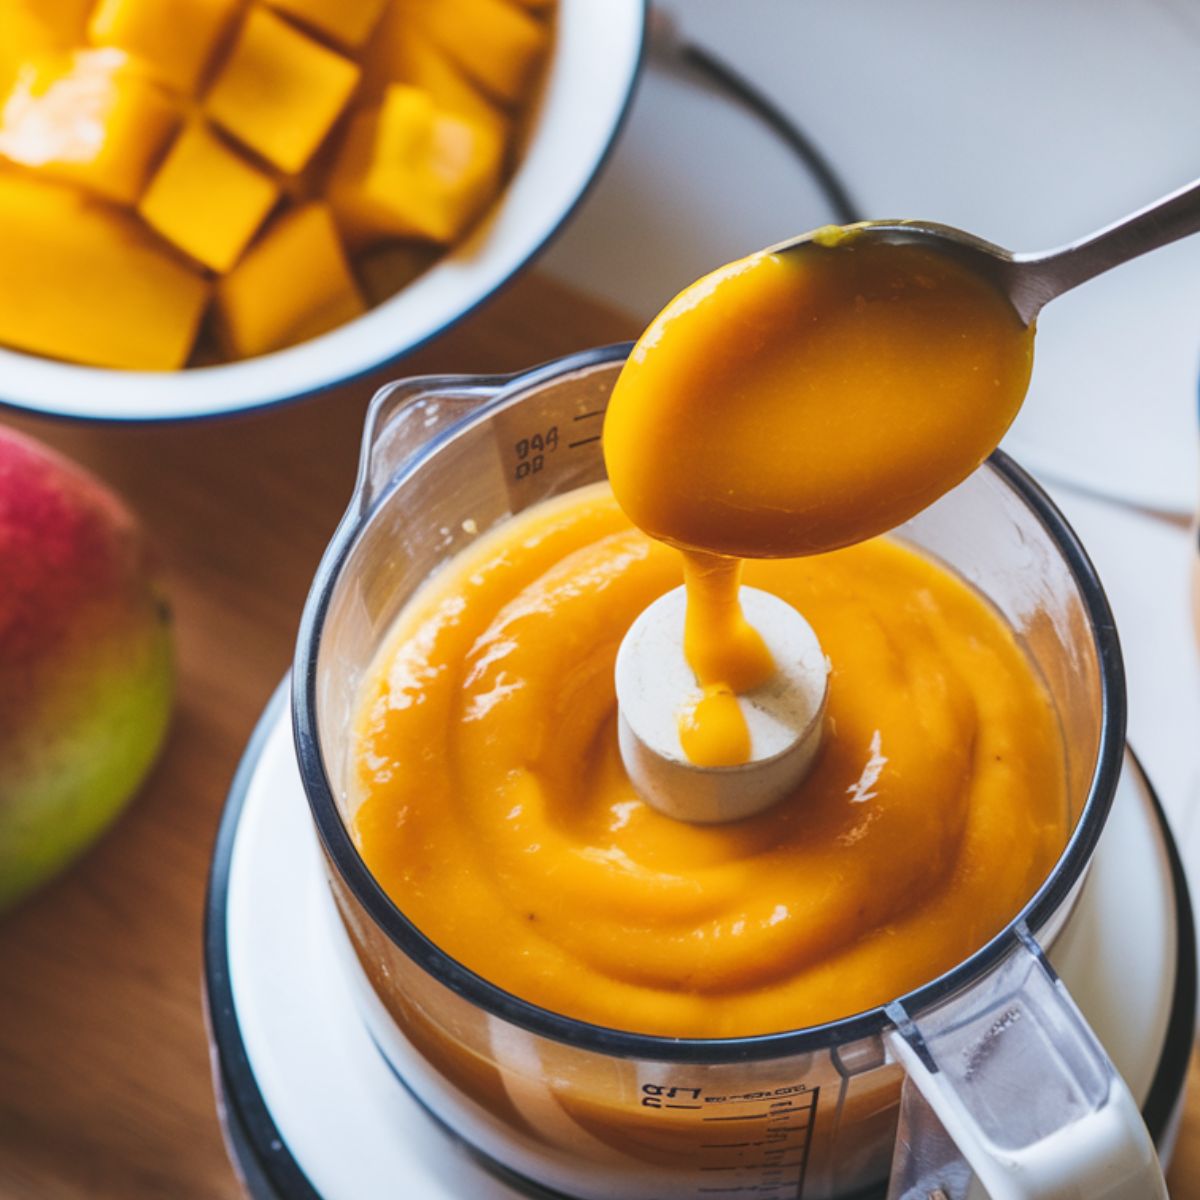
294,346,1165,1200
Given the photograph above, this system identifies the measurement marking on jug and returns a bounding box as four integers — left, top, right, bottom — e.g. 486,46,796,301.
510,426,559,480
705,1086,807,1105
572,409,605,421
567,434,602,449
641,1084,703,1108
639,1084,816,1195
702,1106,807,1121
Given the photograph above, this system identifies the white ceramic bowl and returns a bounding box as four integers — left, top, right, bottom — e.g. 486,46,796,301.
0,1,645,422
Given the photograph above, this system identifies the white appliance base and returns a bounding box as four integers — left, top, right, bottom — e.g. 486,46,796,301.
205,684,1195,1199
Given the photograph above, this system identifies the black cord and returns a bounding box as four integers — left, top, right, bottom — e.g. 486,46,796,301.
677,40,864,227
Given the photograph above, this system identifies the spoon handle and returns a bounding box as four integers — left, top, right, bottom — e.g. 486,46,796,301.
1014,175,1200,320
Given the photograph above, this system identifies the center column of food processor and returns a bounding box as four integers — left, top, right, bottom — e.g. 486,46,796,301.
614,583,829,823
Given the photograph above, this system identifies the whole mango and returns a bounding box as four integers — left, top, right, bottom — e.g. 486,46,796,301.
0,426,173,911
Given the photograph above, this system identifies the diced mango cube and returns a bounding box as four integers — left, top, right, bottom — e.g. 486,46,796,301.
264,0,387,50
0,48,179,205
88,0,243,95
421,0,549,106
329,84,504,246
139,121,280,272
215,202,366,356
206,7,360,174
360,8,508,141
0,173,210,369
399,44,509,143
425,109,505,232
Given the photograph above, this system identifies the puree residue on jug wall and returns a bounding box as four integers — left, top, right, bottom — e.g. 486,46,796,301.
348,231,1063,1037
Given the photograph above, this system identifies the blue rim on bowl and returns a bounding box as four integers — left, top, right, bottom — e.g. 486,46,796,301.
0,1,647,424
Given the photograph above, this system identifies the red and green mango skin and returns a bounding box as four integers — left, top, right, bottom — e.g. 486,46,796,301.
0,426,173,912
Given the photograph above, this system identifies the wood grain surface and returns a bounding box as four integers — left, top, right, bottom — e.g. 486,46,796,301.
0,272,1196,1199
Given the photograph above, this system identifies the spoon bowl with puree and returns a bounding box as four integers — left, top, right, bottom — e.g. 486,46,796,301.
605,172,1200,567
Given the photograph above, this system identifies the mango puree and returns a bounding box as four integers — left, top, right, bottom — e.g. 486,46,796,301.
351,483,1067,1036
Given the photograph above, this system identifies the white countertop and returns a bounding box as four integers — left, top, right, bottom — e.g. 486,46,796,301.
541,0,1200,860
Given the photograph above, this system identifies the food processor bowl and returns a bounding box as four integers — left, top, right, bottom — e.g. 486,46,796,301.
294,347,1158,1199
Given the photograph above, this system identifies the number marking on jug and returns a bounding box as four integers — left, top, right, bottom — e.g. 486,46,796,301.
512,425,559,480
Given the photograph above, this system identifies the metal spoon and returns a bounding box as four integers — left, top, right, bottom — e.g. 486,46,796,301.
774,175,1200,325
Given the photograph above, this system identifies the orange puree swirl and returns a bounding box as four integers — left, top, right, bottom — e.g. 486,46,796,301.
351,485,1066,1037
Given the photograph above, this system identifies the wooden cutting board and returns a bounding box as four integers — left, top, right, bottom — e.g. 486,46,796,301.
0,271,1195,1199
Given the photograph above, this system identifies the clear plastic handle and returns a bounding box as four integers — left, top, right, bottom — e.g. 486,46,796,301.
883,925,1166,1200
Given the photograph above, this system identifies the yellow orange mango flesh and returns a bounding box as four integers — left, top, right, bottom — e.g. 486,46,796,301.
329,83,504,246
0,0,554,368
88,0,242,94
266,0,388,49
1,7,59,98
421,0,550,105
215,202,366,358
205,6,360,175
360,9,509,141
139,121,280,273
0,173,209,369
6,0,94,52
0,48,179,206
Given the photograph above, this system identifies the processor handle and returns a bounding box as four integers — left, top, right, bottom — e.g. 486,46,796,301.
353,374,511,516
883,925,1167,1200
